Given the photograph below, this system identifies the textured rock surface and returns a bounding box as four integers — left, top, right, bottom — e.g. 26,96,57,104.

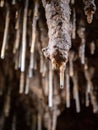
42,0,71,66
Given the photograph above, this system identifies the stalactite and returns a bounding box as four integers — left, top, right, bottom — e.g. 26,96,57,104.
15,11,19,30
19,72,25,93
1,3,10,59
32,115,37,130
30,0,39,53
52,107,58,130
13,10,21,54
21,0,29,72
3,88,11,117
78,20,86,64
34,56,37,70
14,51,19,70
51,99,60,123
72,8,76,39
44,111,52,130
48,63,53,107
40,52,47,77
0,0,98,129
83,0,96,24
51,90,61,130
37,113,42,130
12,115,16,130
69,51,74,77
71,0,75,4
18,47,22,68
29,53,34,77
90,41,95,55
0,0,4,7
79,43,85,64
19,0,29,93
42,61,47,77
90,89,98,113
84,67,98,112
0,115,5,130
59,62,65,88
72,71,80,113
84,67,93,107
42,0,71,88
25,75,30,94
65,67,70,108
12,0,16,5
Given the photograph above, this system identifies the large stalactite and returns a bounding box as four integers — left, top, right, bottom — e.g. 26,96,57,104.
42,0,71,88
42,0,71,65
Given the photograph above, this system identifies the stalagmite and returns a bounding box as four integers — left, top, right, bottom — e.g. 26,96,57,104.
42,0,71,88
1,3,10,59
83,0,96,24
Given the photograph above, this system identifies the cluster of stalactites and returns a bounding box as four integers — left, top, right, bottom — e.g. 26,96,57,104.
0,1,97,130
